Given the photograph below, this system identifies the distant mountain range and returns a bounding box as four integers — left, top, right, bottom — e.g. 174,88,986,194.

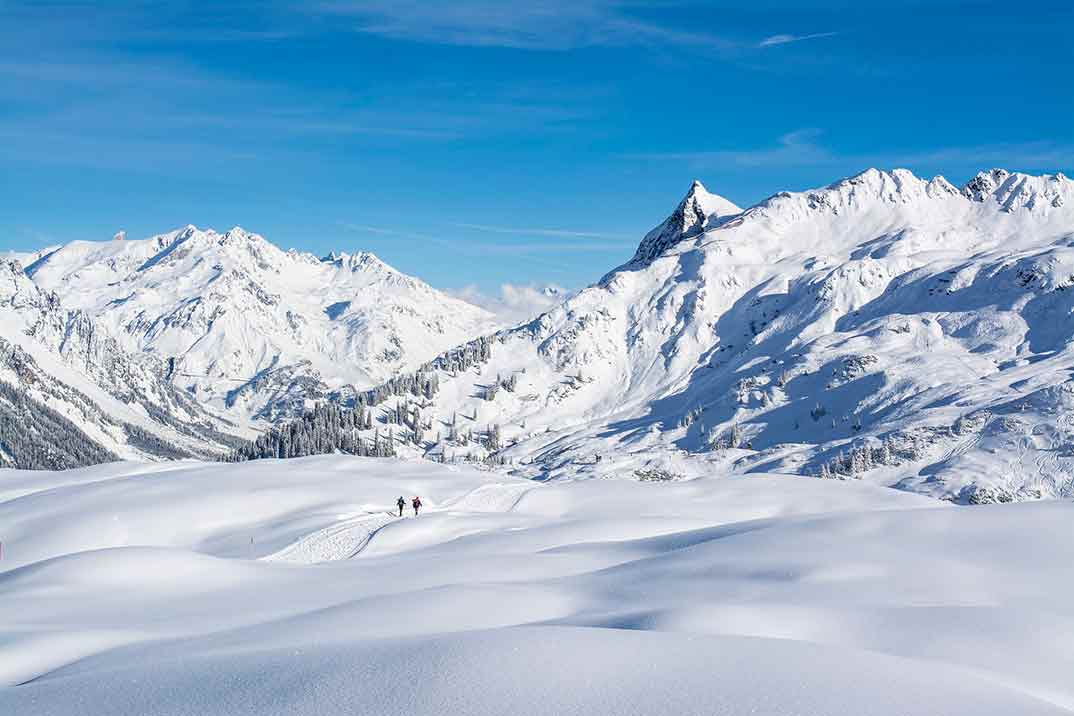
4,168,1074,502
23,226,496,421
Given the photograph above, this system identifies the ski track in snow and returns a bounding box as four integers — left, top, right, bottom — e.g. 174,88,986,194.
263,482,536,564
441,481,535,513
262,511,398,563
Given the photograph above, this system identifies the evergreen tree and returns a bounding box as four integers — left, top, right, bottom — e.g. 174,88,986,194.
487,423,502,451
881,438,894,465
730,423,743,449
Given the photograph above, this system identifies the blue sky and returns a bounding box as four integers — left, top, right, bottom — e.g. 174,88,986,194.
2,1,1071,295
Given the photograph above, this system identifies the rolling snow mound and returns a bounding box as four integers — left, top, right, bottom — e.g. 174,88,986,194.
1,457,1072,714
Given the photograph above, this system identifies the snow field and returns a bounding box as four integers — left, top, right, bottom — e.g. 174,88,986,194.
1,455,1072,713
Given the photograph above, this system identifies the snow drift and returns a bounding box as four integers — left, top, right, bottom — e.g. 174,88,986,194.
1,457,1072,714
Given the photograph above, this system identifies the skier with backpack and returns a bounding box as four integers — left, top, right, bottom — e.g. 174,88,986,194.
396,496,406,517
412,495,422,516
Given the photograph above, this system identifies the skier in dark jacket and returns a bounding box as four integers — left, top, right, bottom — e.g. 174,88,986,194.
412,496,422,516
396,496,406,517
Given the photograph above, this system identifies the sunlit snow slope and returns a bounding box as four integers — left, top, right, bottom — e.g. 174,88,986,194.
26,226,495,420
1,457,1072,714
0,259,243,466
345,169,1074,502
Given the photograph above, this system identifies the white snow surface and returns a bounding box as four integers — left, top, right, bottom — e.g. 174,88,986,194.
24,226,496,420
1,455,1072,714
366,168,1074,502
0,245,61,266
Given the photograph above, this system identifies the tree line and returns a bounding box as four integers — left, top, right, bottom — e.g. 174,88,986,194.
0,379,120,470
230,335,504,462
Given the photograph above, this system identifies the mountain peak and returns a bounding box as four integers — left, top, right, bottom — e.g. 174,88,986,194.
685,180,742,220
961,168,1072,210
149,224,202,249
2,257,24,275
218,226,268,246
833,167,931,195
21,226,497,422
0,257,48,307
737,167,1072,230
623,180,743,270
961,168,1011,201
320,249,395,275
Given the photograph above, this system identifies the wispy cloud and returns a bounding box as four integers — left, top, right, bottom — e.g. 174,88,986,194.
13,227,61,248
627,129,831,168
0,1,614,176
339,222,608,277
758,31,839,48
341,222,633,253
472,241,634,253
0,58,590,172
451,222,632,240
0,127,265,171
339,224,446,243
312,1,734,50
448,282,572,326
627,129,1074,177
887,142,1074,169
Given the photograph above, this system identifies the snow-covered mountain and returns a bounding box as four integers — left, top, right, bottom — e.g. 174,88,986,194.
25,226,496,421
264,168,1074,503
0,245,61,266
10,168,1074,500
0,259,245,468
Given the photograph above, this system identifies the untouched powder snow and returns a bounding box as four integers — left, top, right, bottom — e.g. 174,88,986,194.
1,456,1072,714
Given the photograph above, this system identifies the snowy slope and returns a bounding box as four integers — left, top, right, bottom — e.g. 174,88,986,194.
0,245,60,266
324,170,1074,502
26,226,495,420
0,259,245,467
15,168,1074,499
1,457,1072,714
